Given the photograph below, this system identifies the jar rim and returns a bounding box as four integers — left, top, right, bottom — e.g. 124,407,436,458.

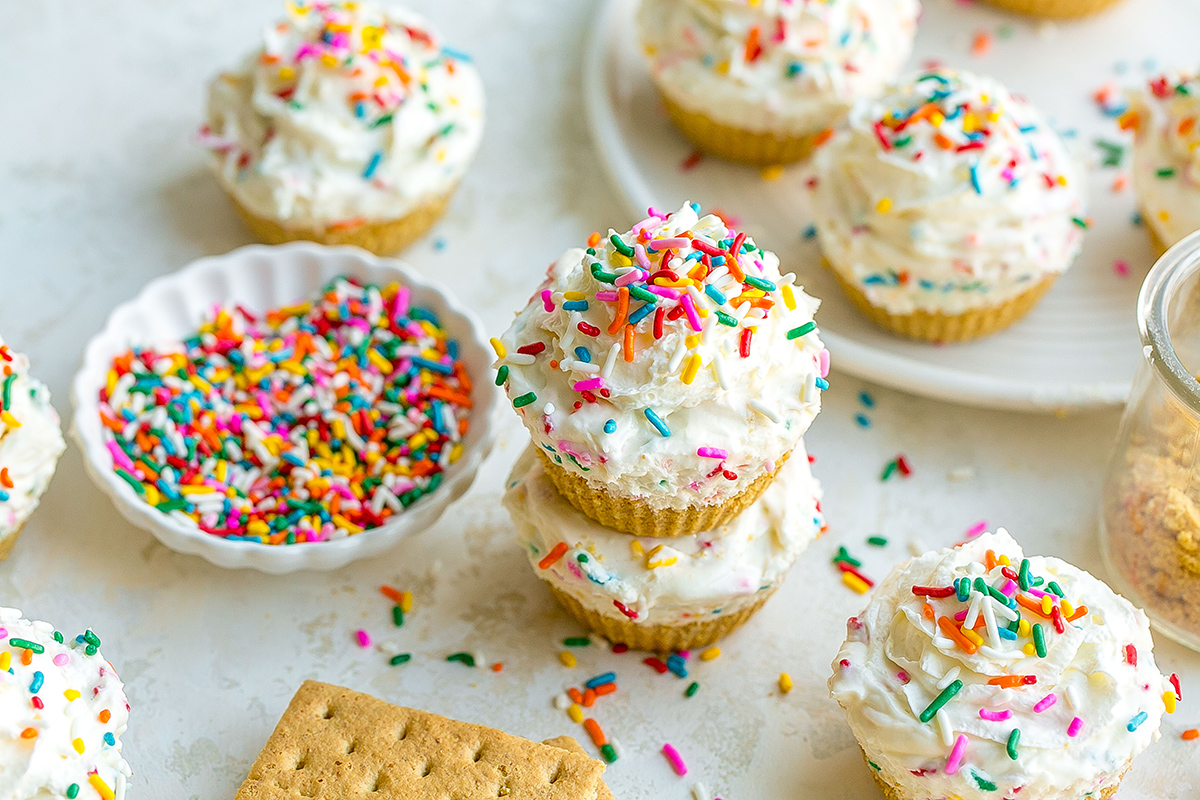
1139,229,1200,408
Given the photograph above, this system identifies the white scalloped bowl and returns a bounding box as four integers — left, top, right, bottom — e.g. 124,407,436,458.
71,242,500,573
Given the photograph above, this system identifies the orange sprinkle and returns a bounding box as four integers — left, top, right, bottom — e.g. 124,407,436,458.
538,542,569,570
1117,111,1140,131
813,128,835,147
623,324,635,363
98,710,111,724
491,663,503,673
594,682,617,697
20,727,36,739
0,467,11,489
1183,729,1199,740
584,718,607,747
1016,594,1053,619
427,385,473,409
608,287,630,335
582,688,596,708
380,585,404,604
588,232,602,248
567,688,584,705
938,617,978,655
922,601,935,620
21,648,33,666
971,31,992,58
1066,604,1088,622
934,132,955,150
988,675,1024,689
985,550,997,572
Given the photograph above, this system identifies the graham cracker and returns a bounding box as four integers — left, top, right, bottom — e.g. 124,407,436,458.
235,681,607,800
541,737,614,800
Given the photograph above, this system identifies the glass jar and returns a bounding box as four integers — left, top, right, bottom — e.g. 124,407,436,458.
1100,230,1200,652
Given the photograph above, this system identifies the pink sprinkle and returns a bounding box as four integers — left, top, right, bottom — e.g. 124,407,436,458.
1000,579,1018,597
541,290,554,312
697,447,728,459
650,237,689,250
595,291,619,301
0,628,6,638
1114,260,1130,277
1068,717,1084,737
966,520,988,538
818,349,830,378
678,650,690,659
107,440,137,473
681,295,703,332
647,207,667,219
897,671,910,684
573,378,604,392
645,285,682,300
53,654,69,667
662,743,688,776
354,630,371,648
945,734,968,775
979,708,1013,721
632,244,652,271
1034,693,1057,713
615,268,647,287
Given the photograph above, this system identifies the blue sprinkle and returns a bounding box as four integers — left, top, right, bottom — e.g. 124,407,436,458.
1127,711,1148,732
970,162,982,194
628,302,655,326
0,491,8,502
998,627,1017,640
363,151,384,179
802,225,818,240
104,732,116,746
442,47,474,62
859,391,875,408
29,671,43,693
815,377,829,391
586,671,617,689
603,419,616,434
690,201,701,214
644,408,671,437
433,238,447,251
412,356,454,375
562,300,589,312
574,346,592,363
705,285,727,305
447,340,459,360
855,414,872,428
786,61,802,77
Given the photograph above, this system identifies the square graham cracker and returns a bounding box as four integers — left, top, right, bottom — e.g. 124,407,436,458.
235,681,609,800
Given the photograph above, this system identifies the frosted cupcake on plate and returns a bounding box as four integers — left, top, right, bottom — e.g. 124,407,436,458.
0,607,132,799
830,530,1175,800
202,0,484,255
0,336,66,560
1126,69,1200,254
979,0,1123,19
638,0,920,165
504,443,824,651
495,202,827,538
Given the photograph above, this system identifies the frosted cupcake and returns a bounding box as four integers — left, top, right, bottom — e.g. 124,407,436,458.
202,0,484,255
1126,69,1200,254
0,336,66,560
0,607,132,799
495,202,827,538
980,0,1123,19
638,0,920,165
830,530,1175,800
505,443,823,651
811,68,1086,342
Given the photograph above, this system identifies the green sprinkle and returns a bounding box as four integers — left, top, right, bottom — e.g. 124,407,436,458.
495,365,509,386
52,632,63,644
715,310,738,327
371,113,394,128
627,285,657,303
389,653,412,666
512,392,537,409
973,577,989,596
600,743,618,763
115,468,145,494
1047,581,1064,598
67,785,80,799
590,263,618,284
392,607,404,627
986,583,1014,608
1033,623,1047,657
787,321,816,340
867,761,881,771
972,772,998,791
1,373,16,410
1094,139,1125,167
1018,559,1031,591
893,135,911,148
1071,216,1089,229
881,460,898,481
743,276,776,292
1157,167,1178,178
84,645,97,656
685,681,700,698
447,652,476,667
833,546,861,568
563,637,590,647
8,638,44,653
1007,728,1021,760
867,536,888,547
919,679,963,723
609,234,635,257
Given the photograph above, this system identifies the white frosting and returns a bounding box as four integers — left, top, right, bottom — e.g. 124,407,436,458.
504,442,823,626
812,68,1086,315
829,531,1171,800
0,338,65,542
204,1,484,228
638,0,920,136
496,202,826,512
1129,69,1200,247
0,608,131,800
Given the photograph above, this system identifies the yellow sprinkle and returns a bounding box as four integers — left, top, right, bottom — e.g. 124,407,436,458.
876,197,892,214
930,111,946,127
73,738,85,754
279,66,295,81
761,164,784,181
1164,690,1177,714
367,348,392,373
681,354,702,385
646,544,664,559
1018,619,1031,637
0,411,21,429
144,485,162,507
779,673,794,694
700,647,721,662
647,557,678,569
568,704,584,723
399,591,414,614
685,334,700,348
332,514,364,534
489,337,507,359
89,775,115,800
64,689,81,702
998,554,1011,566
563,291,586,301
782,284,796,311
611,253,634,268
962,628,983,647
630,540,645,558
1023,643,1037,656
0,652,9,671
1060,600,1074,619
559,651,578,668
106,371,118,397
1041,596,1053,616
1159,210,1171,222
842,572,870,594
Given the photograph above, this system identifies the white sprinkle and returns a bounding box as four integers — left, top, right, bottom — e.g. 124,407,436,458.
938,666,961,690
691,783,712,800
601,342,621,379
543,403,555,415
981,592,1001,650
748,399,780,422
506,353,535,366
802,373,818,404
553,693,572,711
668,338,689,373
711,351,729,390
569,361,600,374
964,593,983,631
936,709,955,747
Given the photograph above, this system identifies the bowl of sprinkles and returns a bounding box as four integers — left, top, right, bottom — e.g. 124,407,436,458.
71,242,499,573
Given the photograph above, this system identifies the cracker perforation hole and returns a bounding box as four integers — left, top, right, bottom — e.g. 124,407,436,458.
549,761,565,784
321,704,336,720
368,773,385,793
294,753,308,771
397,724,409,741
345,739,358,754
472,743,485,763
420,759,434,778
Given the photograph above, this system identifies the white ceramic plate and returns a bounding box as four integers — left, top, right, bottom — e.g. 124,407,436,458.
72,243,501,573
584,0,1200,411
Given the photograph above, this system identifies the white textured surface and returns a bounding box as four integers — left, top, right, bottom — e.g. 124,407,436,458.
0,2,1197,800
589,0,1200,410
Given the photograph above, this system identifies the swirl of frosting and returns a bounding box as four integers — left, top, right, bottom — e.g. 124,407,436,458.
504,442,822,625
1128,69,1200,247
829,530,1173,800
203,0,484,227
496,202,826,511
638,0,920,136
812,68,1086,315
0,608,132,800
0,337,65,540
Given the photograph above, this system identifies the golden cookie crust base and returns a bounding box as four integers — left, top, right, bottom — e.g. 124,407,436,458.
659,92,817,166
230,192,451,256
546,583,774,652
980,0,1124,17
536,449,788,538
0,527,21,561
235,681,608,800
830,268,1058,343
